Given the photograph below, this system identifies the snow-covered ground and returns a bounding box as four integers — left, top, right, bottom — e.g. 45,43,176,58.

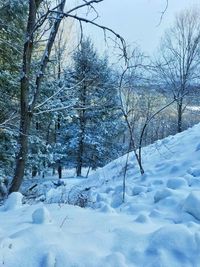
1,123,200,266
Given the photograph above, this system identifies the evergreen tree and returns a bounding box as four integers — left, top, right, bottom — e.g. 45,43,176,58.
0,0,27,100
0,0,28,176
62,39,124,176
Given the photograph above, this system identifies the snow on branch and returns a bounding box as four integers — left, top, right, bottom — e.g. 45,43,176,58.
34,78,85,110
0,112,19,130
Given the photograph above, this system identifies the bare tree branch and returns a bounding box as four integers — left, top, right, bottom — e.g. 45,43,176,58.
51,11,127,60
157,0,168,26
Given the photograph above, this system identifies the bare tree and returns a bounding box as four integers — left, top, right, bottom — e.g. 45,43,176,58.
118,49,145,176
155,8,200,133
118,49,181,202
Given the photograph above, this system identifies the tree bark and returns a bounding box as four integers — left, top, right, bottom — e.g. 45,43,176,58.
177,102,183,133
76,134,84,176
9,115,31,192
58,163,62,179
76,84,86,177
9,0,66,193
9,0,37,193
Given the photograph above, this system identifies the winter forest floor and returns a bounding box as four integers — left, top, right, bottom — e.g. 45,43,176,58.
1,123,200,266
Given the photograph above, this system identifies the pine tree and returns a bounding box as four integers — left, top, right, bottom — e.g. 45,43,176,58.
62,39,124,176
0,0,28,176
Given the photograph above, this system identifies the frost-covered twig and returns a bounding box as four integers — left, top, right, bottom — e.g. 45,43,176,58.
34,78,85,110
0,112,19,129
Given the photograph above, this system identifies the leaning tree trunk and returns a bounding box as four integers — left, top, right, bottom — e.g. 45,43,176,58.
177,101,183,133
9,112,31,192
9,0,66,193
9,0,38,193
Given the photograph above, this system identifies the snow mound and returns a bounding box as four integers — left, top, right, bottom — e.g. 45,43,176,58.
46,187,67,204
154,188,173,203
100,204,115,213
101,252,127,267
42,252,56,267
4,192,23,211
32,206,52,224
167,177,188,189
135,213,149,223
132,185,147,196
190,177,200,187
183,192,200,220
148,225,196,251
195,143,200,151
146,225,199,267
188,167,200,177
111,195,123,208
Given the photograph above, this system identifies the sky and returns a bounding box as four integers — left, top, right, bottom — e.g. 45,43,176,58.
82,0,200,57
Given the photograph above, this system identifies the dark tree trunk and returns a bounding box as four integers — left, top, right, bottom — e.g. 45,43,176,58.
52,166,56,176
9,0,37,193
177,102,183,133
58,164,62,179
76,117,85,176
9,0,66,193
76,134,84,176
9,115,31,192
76,84,86,177
32,165,37,177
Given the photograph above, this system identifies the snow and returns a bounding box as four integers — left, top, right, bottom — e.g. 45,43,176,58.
1,123,200,266
154,188,173,203
187,105,200,111
32,206,52,224
146,225,199,267
166,177,188,189
3,192,23,211
183,192,200,220
132,185,147,195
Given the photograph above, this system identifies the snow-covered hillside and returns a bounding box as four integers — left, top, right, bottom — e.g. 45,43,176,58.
1,123,200,267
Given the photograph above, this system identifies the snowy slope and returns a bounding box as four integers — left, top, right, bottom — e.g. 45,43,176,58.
1,123,200,266
64,123,200,216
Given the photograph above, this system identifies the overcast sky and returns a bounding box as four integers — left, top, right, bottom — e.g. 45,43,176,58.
83,0,200,56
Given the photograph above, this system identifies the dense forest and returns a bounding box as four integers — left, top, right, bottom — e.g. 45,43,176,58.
1,0,200,194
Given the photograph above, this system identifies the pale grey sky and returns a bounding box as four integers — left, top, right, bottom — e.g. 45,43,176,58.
83,0,200,56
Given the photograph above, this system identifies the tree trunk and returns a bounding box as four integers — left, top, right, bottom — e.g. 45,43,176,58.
9,0,66,193
9,0,37,193
52,166,56,176
32,165,37,177
177,102,183,133
76,118,85,176
9,115,31,192
76,135,84,176
58,164,62,179
76,84,86,177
